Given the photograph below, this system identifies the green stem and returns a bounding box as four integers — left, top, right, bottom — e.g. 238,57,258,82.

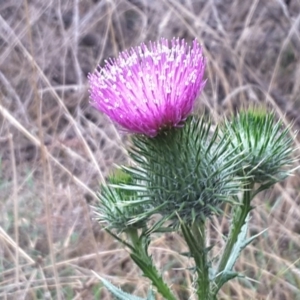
127,229,177,300
191,222,210,300
181,221,215,299
213,181,254,293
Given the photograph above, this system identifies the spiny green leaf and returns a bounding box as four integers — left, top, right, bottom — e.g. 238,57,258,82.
146,289,156,300
213,270,243,289
213,213,267,293
93,273,146,300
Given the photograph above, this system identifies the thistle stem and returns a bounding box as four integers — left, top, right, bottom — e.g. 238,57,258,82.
213,181,254,293
127,229,177,300
192,222,210,299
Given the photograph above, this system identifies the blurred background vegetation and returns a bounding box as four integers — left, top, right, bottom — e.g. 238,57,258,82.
0,0,300,299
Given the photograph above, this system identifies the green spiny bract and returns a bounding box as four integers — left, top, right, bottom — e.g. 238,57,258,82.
123,116,243,227
222,108,294,185
94,170,150,232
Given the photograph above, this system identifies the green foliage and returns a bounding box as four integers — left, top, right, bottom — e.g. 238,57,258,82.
212,212,267,295
99,276,147,300
94,108,296,300
180,220,212,299
96,275,156,300
104,228,177,300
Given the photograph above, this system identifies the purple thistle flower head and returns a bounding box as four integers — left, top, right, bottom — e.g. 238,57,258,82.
88,38,206,137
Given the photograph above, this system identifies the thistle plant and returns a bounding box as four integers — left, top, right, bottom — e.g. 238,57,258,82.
88,38,297,299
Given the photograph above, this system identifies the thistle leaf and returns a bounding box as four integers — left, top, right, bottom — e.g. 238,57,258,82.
146,289,156,300
213,270,242,289
214,213,267,292
92,272,146,300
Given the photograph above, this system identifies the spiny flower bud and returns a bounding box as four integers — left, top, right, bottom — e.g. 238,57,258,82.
222,108,295,184
94,170,148,232
121,116,242,226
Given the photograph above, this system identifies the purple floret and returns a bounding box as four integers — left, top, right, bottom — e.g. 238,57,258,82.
88,38,206,137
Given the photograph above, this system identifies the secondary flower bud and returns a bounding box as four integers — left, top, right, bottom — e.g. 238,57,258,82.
222,108,294,184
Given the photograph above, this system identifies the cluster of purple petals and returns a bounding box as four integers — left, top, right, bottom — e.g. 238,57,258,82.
88,38,206,137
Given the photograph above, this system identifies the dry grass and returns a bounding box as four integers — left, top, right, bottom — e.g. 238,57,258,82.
0,0,300,299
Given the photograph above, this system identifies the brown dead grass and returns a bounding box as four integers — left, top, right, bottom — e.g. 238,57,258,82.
0,0,300,299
